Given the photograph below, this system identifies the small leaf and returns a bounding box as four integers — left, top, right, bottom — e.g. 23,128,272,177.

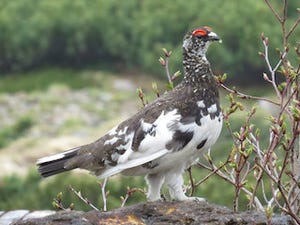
57,192,63,200
52,201,58,209
264,37,269,46
166,82,174,90
245,194,252,201
258,51,265,57
158,57,166,66
264,206,273,219
262,73,269,81
162,48,172,57
69,203,75,210
261,32,265,41
152,82,160,97
172,70,181,80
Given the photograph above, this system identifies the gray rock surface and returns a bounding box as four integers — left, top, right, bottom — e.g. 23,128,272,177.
8,201,292,225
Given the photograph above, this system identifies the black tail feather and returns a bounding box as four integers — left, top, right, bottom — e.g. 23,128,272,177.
37,148,79,177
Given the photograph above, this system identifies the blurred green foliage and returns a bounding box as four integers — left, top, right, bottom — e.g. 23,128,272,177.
0,162,265,211
0,169,237,211
0,170,146,210
0,97,273,210
0,68,108,93
0,116,34,148
0,0,298,83
0,0,297,212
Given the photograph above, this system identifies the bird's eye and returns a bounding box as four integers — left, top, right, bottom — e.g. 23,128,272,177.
192,29,208,37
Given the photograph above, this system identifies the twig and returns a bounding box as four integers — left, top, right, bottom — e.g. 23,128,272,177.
69,185,100,211
159,48,175,88
52,192,72,211
264,0,282,23
100,178,108,211
262,38,283,100
197,161,264,210
187,167,196,196
286,16,300,39
218,82,280,106
120,187,145,207
194,159,229,186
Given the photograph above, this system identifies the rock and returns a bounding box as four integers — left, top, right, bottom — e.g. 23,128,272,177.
13,201,292,225
0,210,56,225
0,210,29,225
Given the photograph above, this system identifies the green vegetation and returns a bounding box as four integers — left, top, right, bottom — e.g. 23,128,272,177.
0,116,34,148
0,0,298,216
0,68,140,150
0,0,298,83
0,68,110,93
0,170,146,210
0,168,242,211
0,69,268,210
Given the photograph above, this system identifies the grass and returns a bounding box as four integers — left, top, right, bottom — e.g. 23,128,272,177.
0,68,111,93
0,166,252,211
0,170,146,211
0,116,35,148
0,106,272,211
0,67,160,93
0,67,278,211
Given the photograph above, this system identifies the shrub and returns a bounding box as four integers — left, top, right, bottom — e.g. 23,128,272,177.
0,116,34,148
0,0,298,84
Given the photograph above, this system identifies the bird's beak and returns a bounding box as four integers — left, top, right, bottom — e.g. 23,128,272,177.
208,32,222,43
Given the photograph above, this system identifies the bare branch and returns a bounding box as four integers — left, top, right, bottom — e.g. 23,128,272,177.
121,187,145,208
69,185,100,211
264,0,282,23
286,16,300,39
100,178,108,211
218,82,280,106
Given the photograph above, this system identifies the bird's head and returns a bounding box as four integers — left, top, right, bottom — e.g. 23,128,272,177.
183,26,221,59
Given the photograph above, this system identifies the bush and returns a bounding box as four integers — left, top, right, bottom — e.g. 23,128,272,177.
0,0,298,83
0,170,146,210
0,116,34,148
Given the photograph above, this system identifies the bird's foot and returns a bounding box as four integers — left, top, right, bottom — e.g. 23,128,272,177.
185,196,206,202
173,196,206,202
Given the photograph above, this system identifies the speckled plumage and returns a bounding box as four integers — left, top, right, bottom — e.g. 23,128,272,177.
37,27,223,201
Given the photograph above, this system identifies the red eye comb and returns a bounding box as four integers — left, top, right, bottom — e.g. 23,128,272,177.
192,29,207,37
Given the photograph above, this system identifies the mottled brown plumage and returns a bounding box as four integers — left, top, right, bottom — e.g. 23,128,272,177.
37,26,223,201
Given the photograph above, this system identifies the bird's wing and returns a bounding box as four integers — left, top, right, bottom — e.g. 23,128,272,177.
89,86,192,178
97,149,169,178
70,83,220,179
94,96,185,178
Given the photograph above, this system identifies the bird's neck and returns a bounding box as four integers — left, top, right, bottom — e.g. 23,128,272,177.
182,52,214,87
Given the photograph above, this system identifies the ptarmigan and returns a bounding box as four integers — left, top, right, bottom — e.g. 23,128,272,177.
37,26,223,201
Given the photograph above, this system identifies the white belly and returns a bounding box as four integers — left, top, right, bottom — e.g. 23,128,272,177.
147,113,223,174
121,110,223,177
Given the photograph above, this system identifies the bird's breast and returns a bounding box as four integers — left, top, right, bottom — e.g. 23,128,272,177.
148,109,223,173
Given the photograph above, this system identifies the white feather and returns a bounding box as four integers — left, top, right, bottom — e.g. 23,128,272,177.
104,136,119,145
107,126,117,136
117,132,135,163
118,110,180,162
98,149,169,179
99,110,181,177
139,110,180,152
207,103,217,113
36,148,79,164
140,119,152,132
151,113,223,172
197,100,205,108
118,126,128,135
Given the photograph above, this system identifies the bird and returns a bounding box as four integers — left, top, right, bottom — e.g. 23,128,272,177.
37,26,223,202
